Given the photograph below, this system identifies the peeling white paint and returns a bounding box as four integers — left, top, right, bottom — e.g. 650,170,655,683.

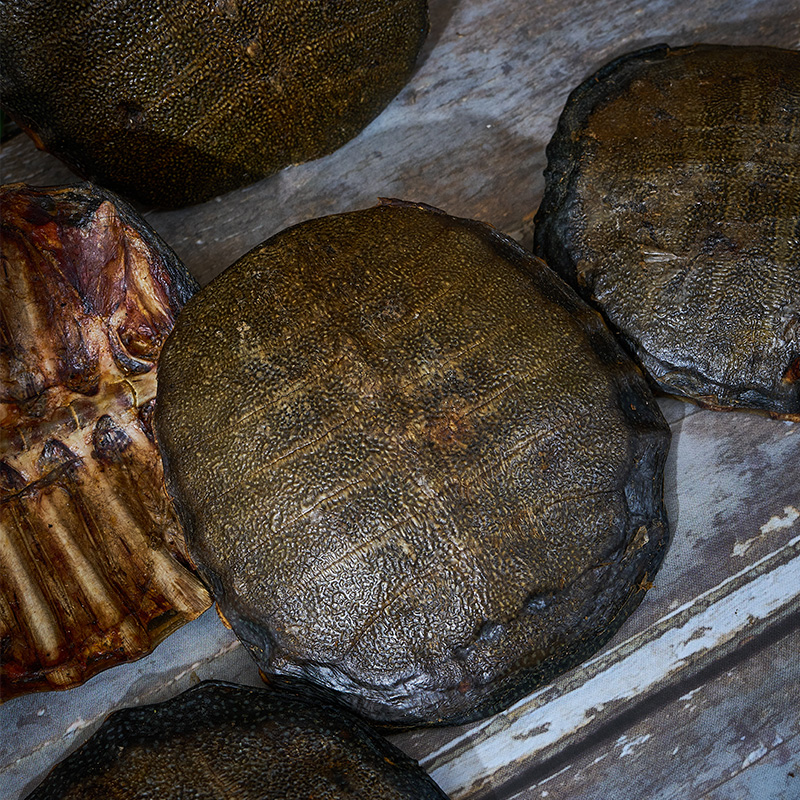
426,537,800,794
760,506,799,535
732,540,754,557
640,534,800,629
741,743,768,769
535,764,572,787
733,506,799,556
64,718,89,736
618,734,651,757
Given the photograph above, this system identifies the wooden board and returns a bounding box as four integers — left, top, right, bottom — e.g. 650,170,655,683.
1,1,799,797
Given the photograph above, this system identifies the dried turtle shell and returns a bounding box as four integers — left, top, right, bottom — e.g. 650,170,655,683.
0,182,211,700
534,43,800,419
0,0,428,208
154,200,671,726
25,679,450,799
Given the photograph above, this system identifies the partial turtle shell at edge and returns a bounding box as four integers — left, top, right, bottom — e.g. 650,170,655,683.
0,182,211,700
534,43,800,420
0,0,430,207
24,678,451,799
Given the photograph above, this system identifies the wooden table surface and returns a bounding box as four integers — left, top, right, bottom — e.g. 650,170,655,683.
1,1,799,798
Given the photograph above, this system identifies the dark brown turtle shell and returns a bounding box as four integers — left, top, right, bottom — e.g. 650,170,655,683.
154,200,671,726
0,182,211,700
0,0,428,208
534,43,800,420
24,679,451,799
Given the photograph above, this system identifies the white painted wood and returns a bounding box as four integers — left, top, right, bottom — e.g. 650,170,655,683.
425,535,800,795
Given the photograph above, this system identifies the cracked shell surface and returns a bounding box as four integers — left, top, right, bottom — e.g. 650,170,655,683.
0,182,211,701
0,0,429,208
25,678,451,799
534,44,800,419
155,201,671,725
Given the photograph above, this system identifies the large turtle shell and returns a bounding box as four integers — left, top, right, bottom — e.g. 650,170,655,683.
0,0,428,208
534,44,800,420
154,200,671,725
0,182,210,700
25,679,450,799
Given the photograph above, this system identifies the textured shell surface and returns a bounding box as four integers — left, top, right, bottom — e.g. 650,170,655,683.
534,43,800,419
24,678,451,799
0,0,429,208
0,182,210,701
155,201,671,726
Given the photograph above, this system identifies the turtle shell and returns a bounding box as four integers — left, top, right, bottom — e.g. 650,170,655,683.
534,43,800,420
0,0,428,208
0,182,210,700
24,679,450,799
154,200,671,726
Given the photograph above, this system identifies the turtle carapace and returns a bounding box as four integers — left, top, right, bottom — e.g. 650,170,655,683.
0,182,210,700
534,44,800,420
155,200,671,725
0,1,429,207
25,679,451,799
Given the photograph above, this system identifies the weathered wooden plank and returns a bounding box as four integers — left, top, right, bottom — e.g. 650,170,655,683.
421,536,800,795
495,624,800,799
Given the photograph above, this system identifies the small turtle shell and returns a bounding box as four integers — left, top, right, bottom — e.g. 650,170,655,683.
534,44,800,419
0,0,429,208
25,679,451,799
154,200,671,725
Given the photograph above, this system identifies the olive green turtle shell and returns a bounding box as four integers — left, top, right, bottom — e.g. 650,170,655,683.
534,44,800,419
0,0,428,207
25,679,450,799
155,201,670,725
